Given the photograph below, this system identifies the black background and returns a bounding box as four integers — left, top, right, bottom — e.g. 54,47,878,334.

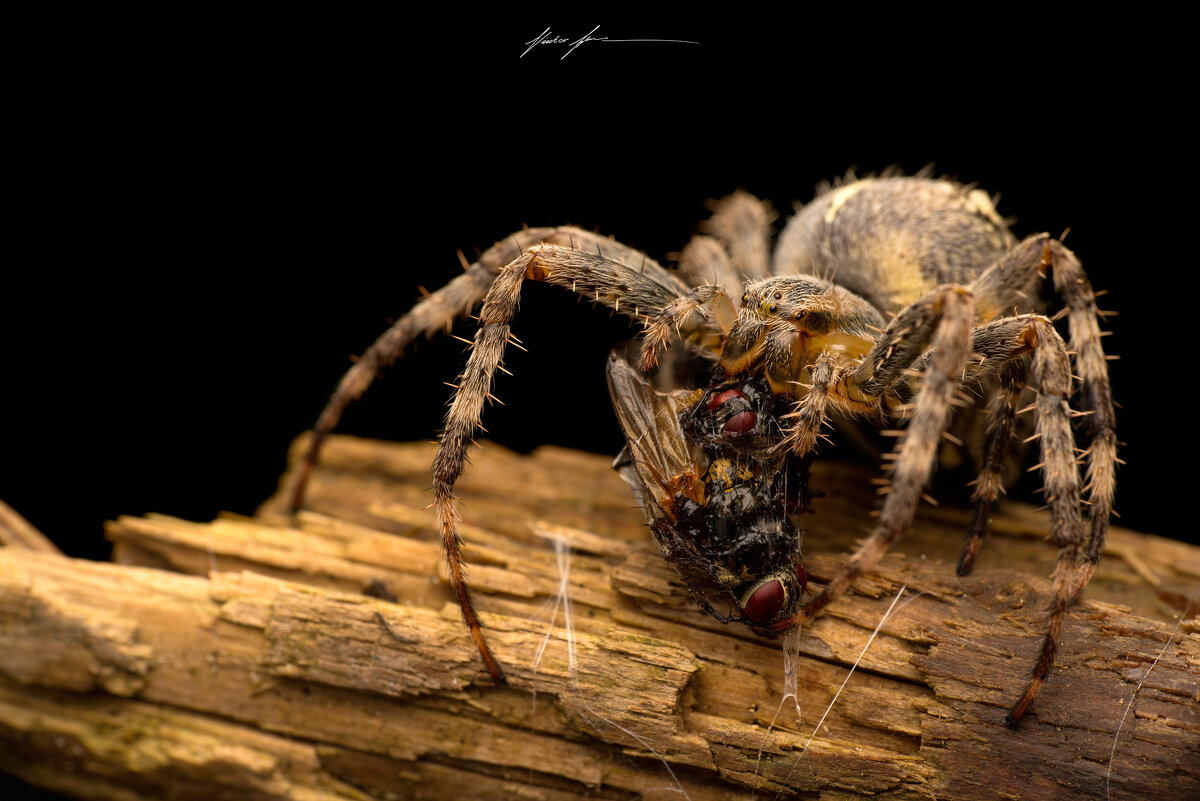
0,11,1193,797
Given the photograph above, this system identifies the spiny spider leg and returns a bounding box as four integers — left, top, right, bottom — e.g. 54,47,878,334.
969,234,1116,597
814,304,1085,724
958,360,1025,575
431,241,693,682
956,314,1083,724
779,352,840,456
1045,240,1116,595
779,286,976,624
701,190,775,280
651,191,774,381
286,225,671,512
854,288,960,396
638,284,732,372
285,259,496,513
969,234,1054,320
677,235,741,300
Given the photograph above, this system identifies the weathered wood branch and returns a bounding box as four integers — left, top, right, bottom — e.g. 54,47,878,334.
1,436,1197,800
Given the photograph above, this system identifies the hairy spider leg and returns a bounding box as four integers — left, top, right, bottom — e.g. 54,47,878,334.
431,241,695,682
1045,239,1116,594
958,360,1025,574
699,189,776,281
676,235,742,300
651,192,776,377
782,293,1087,723
285,262,493,513
637,284,733,372
957,314,1084,724
777,286,975,626
779,352,841,455
967,234,1117,595
286,225,672,512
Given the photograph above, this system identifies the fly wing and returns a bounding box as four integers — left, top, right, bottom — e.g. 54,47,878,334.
605,349,707,523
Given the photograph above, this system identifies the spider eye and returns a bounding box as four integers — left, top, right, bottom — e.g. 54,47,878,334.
741,292,749,305
795,310,808,321
773,291,783,300
767,304,778,315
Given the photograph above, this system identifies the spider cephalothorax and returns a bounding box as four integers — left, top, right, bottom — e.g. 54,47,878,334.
287,175,1116,725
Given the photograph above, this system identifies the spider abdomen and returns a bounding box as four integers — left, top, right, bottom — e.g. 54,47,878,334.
774,176,1016,314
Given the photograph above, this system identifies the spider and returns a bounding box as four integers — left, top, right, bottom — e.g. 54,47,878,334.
286,175,1116,725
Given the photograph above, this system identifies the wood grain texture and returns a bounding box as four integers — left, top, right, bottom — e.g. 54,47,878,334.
1,435,1196,800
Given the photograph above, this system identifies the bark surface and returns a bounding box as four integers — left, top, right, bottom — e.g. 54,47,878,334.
1,435,1197,800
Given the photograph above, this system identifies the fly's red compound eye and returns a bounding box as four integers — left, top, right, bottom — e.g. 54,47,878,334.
723,411,756,433
706,388,746,411
795,563,808,589
742,578,785,623
706,387,757,434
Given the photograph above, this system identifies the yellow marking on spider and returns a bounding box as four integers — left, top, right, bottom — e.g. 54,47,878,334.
823,180,872,223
